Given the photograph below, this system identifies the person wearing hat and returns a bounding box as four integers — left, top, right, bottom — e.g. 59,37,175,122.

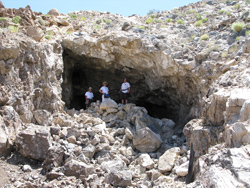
85,87,94,109
99,81,109,102
119,78,130,104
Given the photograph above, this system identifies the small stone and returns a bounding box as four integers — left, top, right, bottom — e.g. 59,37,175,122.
22,165,32,172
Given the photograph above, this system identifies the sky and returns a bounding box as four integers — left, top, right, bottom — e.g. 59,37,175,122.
2,0,199,17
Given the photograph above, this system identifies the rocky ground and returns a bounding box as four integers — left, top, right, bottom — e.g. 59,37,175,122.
1,0,250,187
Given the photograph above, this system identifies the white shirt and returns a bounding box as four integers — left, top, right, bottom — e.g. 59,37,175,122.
121,82,130,93
85,91,94,99
100,86,109,94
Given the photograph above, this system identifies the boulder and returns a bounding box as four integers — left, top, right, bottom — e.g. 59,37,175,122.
175,161,189,177
101,157,132,187
183,119,223,157
225,122,250,147
100,99,118,110
133,127,162,153
26,26,44,41
158,147,180,173
191,145,250,188
33,110,52,126
82,144,96,158
240,100,250,121
0,1,4,8
116,110,126,120
0,115,8,157
64,158,95,178
48,8,60,16
138,153,155,169
16,124,52,160
42,145,65,171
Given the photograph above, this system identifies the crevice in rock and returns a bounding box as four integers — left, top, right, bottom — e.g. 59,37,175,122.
61,48,201,127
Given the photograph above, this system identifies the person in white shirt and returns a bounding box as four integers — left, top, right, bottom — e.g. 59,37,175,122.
99,81,109,102
85,87,94,109
119,78,130,104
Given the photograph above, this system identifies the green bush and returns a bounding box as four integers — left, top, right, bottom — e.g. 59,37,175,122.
199,34,209,41
145,17,153,24
12,16,21,24
38,17,45,26
140,26,145,29
45,14,51,17
70,14,77,20
150,14,156,18
177,19,184,24
165,18,173,22
45,35,52,40
219,10,225,14
0,17,6,21
80,17,86,21
187,9,196,14
195,13,202,20
46,30,54,35
234,3,241,9
246,30,250,36
202,18,208,23
94,25,101,29
226,11,232,16
194,20,203,27
105,19,112,24
8,25,19,33
232,22,245,32
221,51,228,58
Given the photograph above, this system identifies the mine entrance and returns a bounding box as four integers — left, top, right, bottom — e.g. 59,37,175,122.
61,48,200,126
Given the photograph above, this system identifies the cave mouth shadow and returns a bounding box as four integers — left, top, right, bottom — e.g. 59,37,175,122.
61,48,200,126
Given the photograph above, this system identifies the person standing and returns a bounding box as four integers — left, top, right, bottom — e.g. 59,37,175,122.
119,78,130,104
99,81,109,102
85,87,94,109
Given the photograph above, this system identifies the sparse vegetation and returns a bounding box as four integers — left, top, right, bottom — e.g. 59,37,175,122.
246,0,250,5
246,30,250,36
219,10,226,14
150,14,157,18
140,26,145,29
0,17,6,21
195,13,202,20
8,25,19,33
94,25,101,29
234,3,241,9
45,14,51,17
80,17,86,21
12,16,21,24
226,11,232,16
45,35,52,40
70,14,77,20
202,18,208,23
165,18,173,23
221,51,228,58
147,9,160,16
177,19,184,24
200,34,209,41
194,20,203,27
104,19,112,24
38,17,45,26
232,22,245,32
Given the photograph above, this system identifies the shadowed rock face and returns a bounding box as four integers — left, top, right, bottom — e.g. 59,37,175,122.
62,43,201,126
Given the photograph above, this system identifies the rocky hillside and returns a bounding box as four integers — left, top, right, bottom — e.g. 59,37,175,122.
0,0,250,187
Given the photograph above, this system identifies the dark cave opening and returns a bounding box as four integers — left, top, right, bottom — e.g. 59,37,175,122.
61,48,200,126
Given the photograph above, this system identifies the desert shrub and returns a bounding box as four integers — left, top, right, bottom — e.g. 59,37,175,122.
8,25,19,33
150,14,156,18
187,9,196,14
219,10,225,14
202,18,208,23
145,17,153,24
221,51,228,58
226,11,232,16
147,9,160,16
0,17,6,21
12,16,21,24
246,30,250,36
105,19,112,24
80,17,86,21
94,25,101,29
46,30,54,35
165,18,173,22
195,13,202,20
232,22,245,32
156,19,162,23
45,14,51,17
38,17,45,26
45,35,52,40
194,20,203,27
140,26,145,29
246,0,250,5
70,14,77,20
177,19,184,24
200,34,209,41
234,3,241,9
